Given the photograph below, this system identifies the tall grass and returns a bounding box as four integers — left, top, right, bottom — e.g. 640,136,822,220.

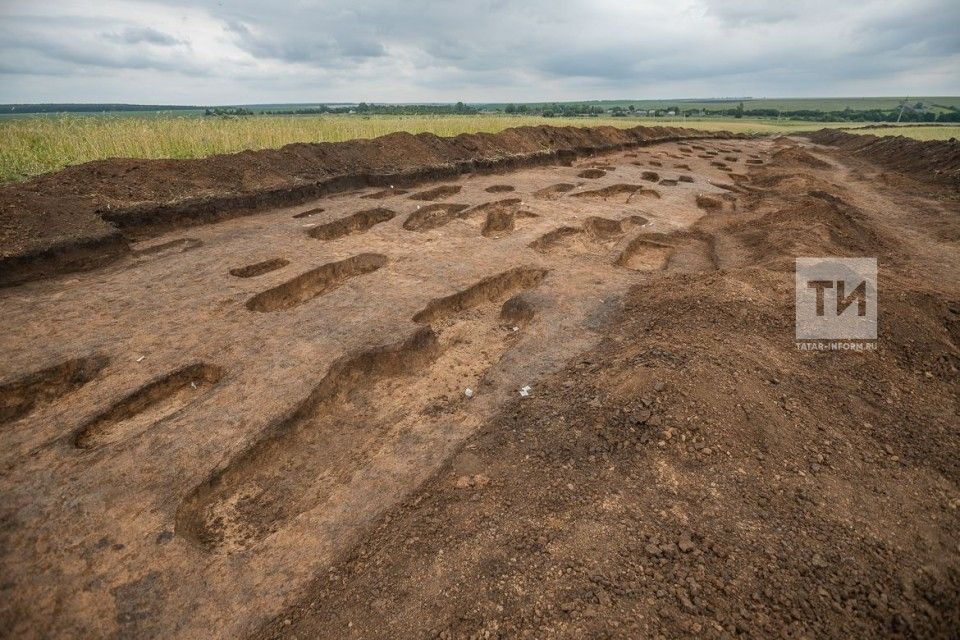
0,114,954,184
839,125,960,141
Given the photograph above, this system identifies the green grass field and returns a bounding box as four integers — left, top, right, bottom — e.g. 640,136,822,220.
0,113,955,184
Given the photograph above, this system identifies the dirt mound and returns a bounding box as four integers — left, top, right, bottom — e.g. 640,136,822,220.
0,125,742,287
257,249,960,640
804,129,960,188
731,192,889,270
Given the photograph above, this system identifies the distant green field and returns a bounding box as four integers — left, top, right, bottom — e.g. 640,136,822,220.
479,97,960,114
844,125,960,140
0,112,955,184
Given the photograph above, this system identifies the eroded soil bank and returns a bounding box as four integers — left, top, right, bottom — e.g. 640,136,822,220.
0,125,744,286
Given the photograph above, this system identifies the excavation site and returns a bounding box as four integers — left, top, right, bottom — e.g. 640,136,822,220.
1,125,958,639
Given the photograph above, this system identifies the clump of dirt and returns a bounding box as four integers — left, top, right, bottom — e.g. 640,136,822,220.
528,226,584,252
466,198,522,218
484,184,515,193
499,293,536,327
402,203,470,231
582,216,627,240
696,194,723,210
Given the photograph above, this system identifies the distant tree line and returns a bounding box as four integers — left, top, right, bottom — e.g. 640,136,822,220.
6,100,958,123
676,101,960,122
1,103,200,114
505,103,606,116
263,102,479,116
504,101,960,122
203,107,255,117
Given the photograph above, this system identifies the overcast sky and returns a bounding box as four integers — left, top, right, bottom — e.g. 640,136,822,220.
1,0,957,104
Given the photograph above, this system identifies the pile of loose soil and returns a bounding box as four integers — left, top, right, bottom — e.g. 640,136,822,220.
0,125,742,287
804,129,960,189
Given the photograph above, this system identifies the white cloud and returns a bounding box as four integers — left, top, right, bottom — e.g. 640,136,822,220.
0,0,957,103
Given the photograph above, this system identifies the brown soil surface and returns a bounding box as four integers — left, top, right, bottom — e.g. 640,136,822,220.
1,131,958,640
0,125,740,287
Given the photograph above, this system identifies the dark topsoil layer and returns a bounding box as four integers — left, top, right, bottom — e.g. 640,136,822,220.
0,125,742,287
804,129,960,188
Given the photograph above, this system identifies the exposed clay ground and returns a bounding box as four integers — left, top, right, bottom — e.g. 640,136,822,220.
0,125,736,287
1,131,959,639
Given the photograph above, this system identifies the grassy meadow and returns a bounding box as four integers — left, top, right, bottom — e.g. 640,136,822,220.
0,113,956,184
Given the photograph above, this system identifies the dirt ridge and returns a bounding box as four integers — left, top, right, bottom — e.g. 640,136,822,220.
0,125,743,287
803,128,960,188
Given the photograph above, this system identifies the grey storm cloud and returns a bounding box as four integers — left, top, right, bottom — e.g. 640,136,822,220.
104,27,185,47
0,0,957,103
